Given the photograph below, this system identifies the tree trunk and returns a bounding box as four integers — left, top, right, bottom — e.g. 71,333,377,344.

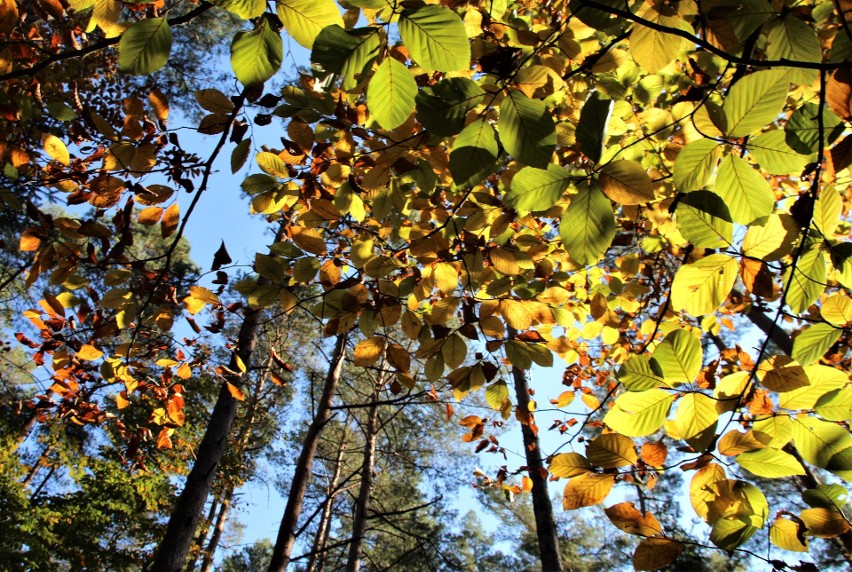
345,382,381,572
307,420,349,572
508,328,563,572
185,498,219,572
268,334,347,572
22,443,54,488
152,306,263,571
199,485,234,572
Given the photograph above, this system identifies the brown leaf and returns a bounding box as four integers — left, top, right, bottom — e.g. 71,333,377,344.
604,502,664,536
633,538,683,570
827,66,852,120
641,441,668,467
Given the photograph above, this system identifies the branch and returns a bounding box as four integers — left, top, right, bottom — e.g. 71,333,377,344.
578,0,843,71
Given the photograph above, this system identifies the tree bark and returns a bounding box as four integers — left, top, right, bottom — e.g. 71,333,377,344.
22,443,54,488
508,328,563,572
268,334,347,572
345,382,381,572
307,420,349,572
199,485,234,572
152,305,263,571
185,497,219,572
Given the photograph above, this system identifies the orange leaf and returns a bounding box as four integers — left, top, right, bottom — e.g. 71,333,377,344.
138,206,164,226
161,202,180,238
226,382,245,401
641,441,668,467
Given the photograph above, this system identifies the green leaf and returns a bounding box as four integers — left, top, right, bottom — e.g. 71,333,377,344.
559,183,615,266
785,102,844,155
737,448,806,478
415,77,484,137
785,238,827,314
576,92,612,163
505,164,572,212
617,355,665,391
214,0,266,19
368,57,417,130
674,190,734,249
485,379,509,410
119,17,173,75
714,155,774,225
673,138,721,192
802,483,849,508
792,323,842,366
604,389,674,437
671,254,738,316
748,130,811,176
792,416,852,476
230,18,282,86
498,90,556,168
652,329,702,385
723,69,789,138
765,16,821,64
813,185,842,237
815,387,852,422
277,0,343,49
311,25,381,90
450,119,499,189
780,364,848,410
399,4,470,72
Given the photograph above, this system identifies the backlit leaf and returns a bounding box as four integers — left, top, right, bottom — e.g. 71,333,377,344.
598,160,655,205
737,448,805,478
276,0,343,49
450,119,499,189
505,164,572,212
231,18,282,86
562,473,615,510
398,4,470,72
549,452,592,478
368,57,417,131
559,183,615,266
714,155,774,225
723,69,789,138
671,254,737,316
586,433,638,468
498,90,556,169
604,389,674,437
119,17,172,75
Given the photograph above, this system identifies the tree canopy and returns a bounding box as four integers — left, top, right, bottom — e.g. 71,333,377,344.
2,0,852,570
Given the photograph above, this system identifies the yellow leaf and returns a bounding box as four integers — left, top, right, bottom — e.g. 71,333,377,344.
770,517,808,552
552,390,575,408
442,334,467,369
43,133,70,165
717,430,768,456
433,262,459,295
690,462,727,521
604,502,664,536
500,299,533,330
291,227,327,256
116,391,130,409
800,508,851,538
586,433,638,468
149,89,169,125
77,344,104,361
354,337,386,367
562,473,615,510
581,393,600,410
138,206,164,226
235,354,247,373
226,382,246,401
548,452,592,478
521,475,533,493
176,362,192,380
756,355,809,392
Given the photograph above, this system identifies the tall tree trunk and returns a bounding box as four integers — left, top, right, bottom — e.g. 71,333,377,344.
345,382,381,572
153,222,287,571
199,485,234,572
268,334,347,572
508,328,563,572
185,498,219,572
307,420,349,572
152,306,263,571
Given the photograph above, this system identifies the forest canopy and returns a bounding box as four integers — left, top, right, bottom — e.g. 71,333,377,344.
1,0,852,570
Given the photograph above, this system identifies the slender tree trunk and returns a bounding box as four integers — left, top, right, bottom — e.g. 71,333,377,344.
307,420,349,572
152,306,263,571
345,382,381,572
22,443,54,488
508,327,563,572
268,334,347,572
199,485,234,572
185,498,219,572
